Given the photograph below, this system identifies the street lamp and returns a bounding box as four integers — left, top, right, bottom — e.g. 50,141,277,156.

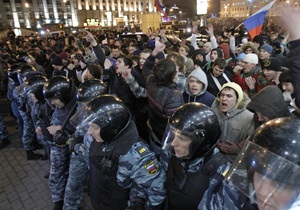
171,4,179,10
179,11,182,20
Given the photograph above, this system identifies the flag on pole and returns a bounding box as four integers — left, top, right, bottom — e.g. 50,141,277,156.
154,0,167,18
244,0,276,40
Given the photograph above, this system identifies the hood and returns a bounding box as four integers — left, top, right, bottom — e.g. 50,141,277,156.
247,86,290,119
185,67,208,97
219,43,230,60
217,82,244,109
212,92,251,117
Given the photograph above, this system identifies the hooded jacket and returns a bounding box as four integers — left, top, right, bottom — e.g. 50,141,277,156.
211,84,254,163
182,68,215,107
246,86,291,128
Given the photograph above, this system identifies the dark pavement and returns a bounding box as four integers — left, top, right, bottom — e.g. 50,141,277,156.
0,98,92,210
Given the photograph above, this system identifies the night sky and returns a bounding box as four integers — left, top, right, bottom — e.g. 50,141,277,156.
163,0,220,19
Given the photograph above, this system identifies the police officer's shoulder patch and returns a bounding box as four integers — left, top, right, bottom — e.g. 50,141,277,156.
144,160,158,175
134,145,147,157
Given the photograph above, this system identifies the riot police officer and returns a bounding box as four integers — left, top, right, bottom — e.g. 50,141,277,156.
161,102,223,210
70,95,166,210
23,75,52,160
198,116,300,210
43,76,77,210
64,79,107,209
7,64,23,139
14,64,44,160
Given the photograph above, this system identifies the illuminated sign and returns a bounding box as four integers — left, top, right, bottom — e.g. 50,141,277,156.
197,0,208,15
86,18,99,26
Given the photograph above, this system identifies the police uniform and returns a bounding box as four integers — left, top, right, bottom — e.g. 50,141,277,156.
48,94,77,204
43,76,78,207
160,102,223,210
13,86,37,151
7,79,23,137
63,130,91,209
89,121,166,210
64,79,108,209
0,114,8,141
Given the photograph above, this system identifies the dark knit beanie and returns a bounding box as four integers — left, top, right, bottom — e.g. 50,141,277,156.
262,57,282,72
51,56,63,66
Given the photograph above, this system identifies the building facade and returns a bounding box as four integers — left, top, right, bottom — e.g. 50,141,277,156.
1,0,163,31
219,0,299,18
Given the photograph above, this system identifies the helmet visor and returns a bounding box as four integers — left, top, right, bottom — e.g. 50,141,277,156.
162,124,198,159
225,141,300,210
70,103,98,130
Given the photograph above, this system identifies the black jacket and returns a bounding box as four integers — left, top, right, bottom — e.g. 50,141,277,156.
142,55,184,143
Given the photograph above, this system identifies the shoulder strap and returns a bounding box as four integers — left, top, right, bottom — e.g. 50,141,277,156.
202,152,229,176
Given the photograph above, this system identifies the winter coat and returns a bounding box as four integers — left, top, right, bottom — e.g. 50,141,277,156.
211,93,255,163
142,55,184,143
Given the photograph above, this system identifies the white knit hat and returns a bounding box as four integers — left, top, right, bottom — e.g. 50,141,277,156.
243,53,258,64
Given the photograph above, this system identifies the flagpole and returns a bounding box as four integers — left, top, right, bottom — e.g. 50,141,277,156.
235,22,244,30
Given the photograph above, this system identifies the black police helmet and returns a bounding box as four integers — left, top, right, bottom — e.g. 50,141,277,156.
22,71,44,83
25,75,48,101
169,102,221,160
87,95,130,142
8,64,21,84
77,79,108,102
250,116,300,177
17,64,36,83
43,76,71,104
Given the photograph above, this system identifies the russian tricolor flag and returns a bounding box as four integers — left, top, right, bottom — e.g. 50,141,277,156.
244,0,276,40
154,0,167,18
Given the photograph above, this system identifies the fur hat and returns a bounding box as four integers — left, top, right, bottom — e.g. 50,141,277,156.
243,53,258,64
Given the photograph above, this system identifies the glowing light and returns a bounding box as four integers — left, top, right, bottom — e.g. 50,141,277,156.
197,0,208,15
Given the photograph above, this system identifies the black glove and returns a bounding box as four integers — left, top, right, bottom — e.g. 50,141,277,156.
69,136,83,154
54,130,69,146
19,104,27,112
131,198,146,210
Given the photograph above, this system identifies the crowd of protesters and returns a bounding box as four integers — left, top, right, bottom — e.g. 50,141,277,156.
0,4,299,210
